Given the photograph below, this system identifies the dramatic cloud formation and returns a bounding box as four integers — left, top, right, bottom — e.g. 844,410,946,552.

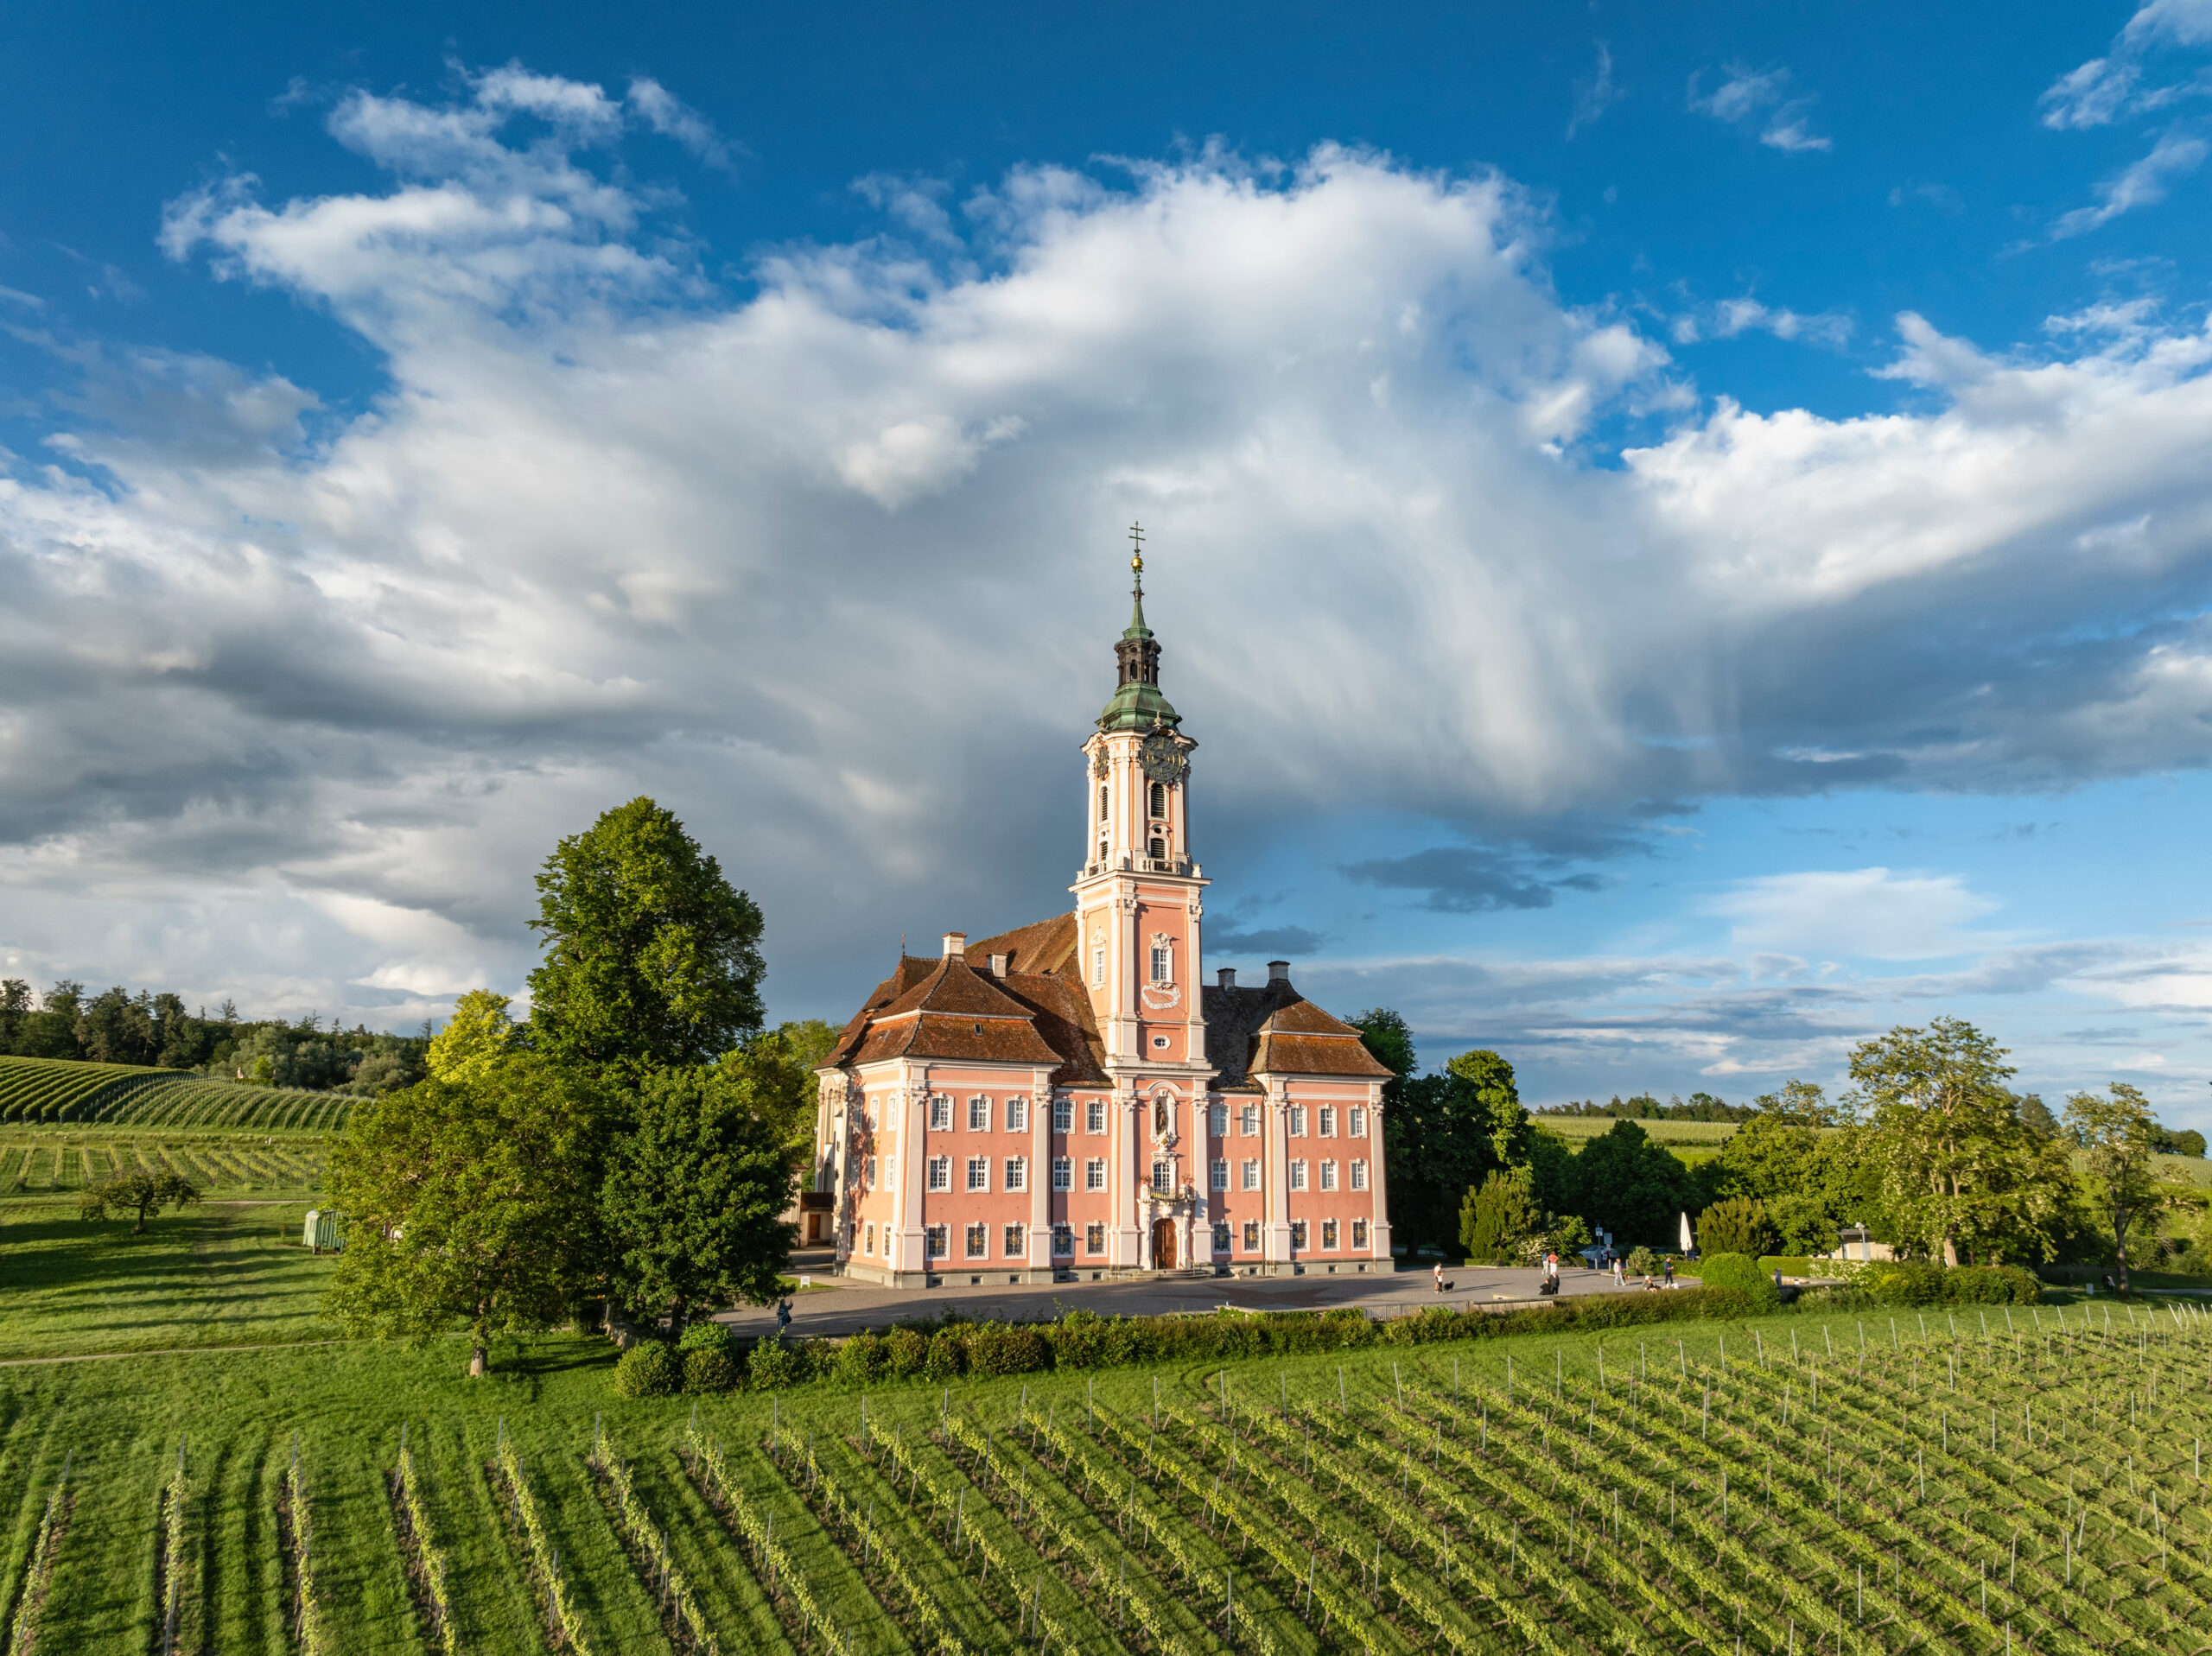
3,67,2212,1110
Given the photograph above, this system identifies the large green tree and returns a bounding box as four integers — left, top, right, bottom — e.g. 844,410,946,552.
2064,1082,2164,1295
325,1057,607,1376
1707,1112,1883,1254
1572,1118,1700,1248
599,1057,799,1340
1852,1018,2067,1266
527,798,766,1075
1352,1011,1532,1252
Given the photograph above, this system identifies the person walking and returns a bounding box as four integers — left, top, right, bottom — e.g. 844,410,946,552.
1433,1261,1446,1294
1662,1256,1675,1288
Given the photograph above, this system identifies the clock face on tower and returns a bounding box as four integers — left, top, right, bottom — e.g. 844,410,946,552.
1137,732,1188,786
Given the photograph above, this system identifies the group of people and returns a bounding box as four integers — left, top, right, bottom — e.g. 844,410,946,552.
1427,1250,1684,1298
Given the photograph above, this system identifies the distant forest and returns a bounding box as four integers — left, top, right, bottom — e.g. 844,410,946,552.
1535,1091,1759,1122
0,979,429,1096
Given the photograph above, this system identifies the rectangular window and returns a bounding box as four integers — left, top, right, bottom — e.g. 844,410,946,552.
1210,1158,1229,1191
1242,1219,1261,1252
1242,1158,1260,1190
927,1156,950,1192
1086,1158,1107,1191
1211,1221,1231,1253
1151,1160,1173,1194
1052,1223,1073,1256
969,1096,990,1132
1319,1107,1336,1138
1007,1096,1028,1132
1351,1159,1368,1190
1092,944,1106,987
926,1224,948,1259
1085,1222,1106,1256
1052,1156,1072,1191
1288,1106,1306,1137
1005,1157,1027,1192
1240,1104,1258,1137
1351,1218,1369,1249
1053,1095,1072,1133
1150,944,1171,983
1290,1160,1307,1192
1320,1160,1338,1191
1290,1219,1307,1250
1209,1101,1228,1137
965,1223,988,1259
1004,1222,1026,1258
1322,1218,1338,1250
929,1095,951,1132
1086,1099,1106,1135
966,1156,989,1192
864,1222,875,1255
1350,1107,1367,1139
865,1155,877,1190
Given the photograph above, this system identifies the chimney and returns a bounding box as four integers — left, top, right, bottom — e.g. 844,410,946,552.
1267,960,1291,984
988,952,1009,979
942,931,968,960
1217,968,1237,989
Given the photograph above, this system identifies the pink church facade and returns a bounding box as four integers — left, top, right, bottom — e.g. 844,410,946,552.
810,555,1394,1286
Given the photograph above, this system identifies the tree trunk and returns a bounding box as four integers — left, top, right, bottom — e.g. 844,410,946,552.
1941,1230,1959,1268
468,1342,489,1378
2113,1224,2132,1298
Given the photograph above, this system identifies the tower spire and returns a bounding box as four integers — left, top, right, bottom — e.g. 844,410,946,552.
1097,522,1179,730
1125,521,1152,640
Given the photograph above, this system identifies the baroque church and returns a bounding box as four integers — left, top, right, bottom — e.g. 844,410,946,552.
809,539,1393,1285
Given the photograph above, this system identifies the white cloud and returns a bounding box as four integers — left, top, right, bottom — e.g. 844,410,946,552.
7,67,2212,1042
1673,296,1853,349
2050,130,2209,238
1705,868,2002,960
1567,42,1625,140
1688,63,1832,152
2041,0,2212,128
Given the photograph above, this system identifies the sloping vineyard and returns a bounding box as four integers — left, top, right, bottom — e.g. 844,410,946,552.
0,1128,331,1193
3,1303,2208,1652
0,1055,342,1128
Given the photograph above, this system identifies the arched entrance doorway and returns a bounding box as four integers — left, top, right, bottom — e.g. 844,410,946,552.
1152,1217,1177,1270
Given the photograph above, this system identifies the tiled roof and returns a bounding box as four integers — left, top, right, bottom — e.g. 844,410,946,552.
1203,976,1392,1088
965,911,1080,977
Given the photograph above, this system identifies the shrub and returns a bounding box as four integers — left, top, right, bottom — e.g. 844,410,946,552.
746,1335,808,1391
1697,1198,1777,1259
683,1346,738,1393
1690,1252,1780,1311
834,1329,888,1386
920,1328,963,1382
1866,1262,2041,1307
1041,1310,1111,1369
612,1341,681,1399
678,1320,734,1355
963,1321,1049,1378
1461,1170,1535,1263
883,1326,928,1376
1625,1246,1660,1278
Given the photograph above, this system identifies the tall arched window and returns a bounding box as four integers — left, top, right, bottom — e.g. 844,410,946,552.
1149,781,1166,819
1098,785,1109,822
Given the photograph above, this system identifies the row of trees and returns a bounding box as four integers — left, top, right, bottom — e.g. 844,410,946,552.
325,798,833,1375
1535,1091,1759,1122
0,980,431,1094
1359,1012,2208,1293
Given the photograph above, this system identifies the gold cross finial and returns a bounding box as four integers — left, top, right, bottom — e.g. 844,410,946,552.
1128,521,1145,576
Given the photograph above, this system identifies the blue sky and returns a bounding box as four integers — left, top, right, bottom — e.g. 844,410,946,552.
3,3,2212,1126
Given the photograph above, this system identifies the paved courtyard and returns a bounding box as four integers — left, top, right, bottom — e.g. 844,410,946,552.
713,1254,1669,1341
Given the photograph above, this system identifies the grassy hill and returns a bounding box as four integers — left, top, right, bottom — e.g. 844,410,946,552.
0,1052,346,1128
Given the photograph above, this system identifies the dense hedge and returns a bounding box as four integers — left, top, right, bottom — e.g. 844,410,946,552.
1757,1257,2042,1305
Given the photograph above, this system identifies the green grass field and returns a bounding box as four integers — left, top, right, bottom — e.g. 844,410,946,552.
2,1192,2209,1654
1538,1116,1744,1145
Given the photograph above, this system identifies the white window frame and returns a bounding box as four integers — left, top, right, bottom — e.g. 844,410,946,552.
1151,1160,1173,1194
1004,1221,1026,1258
1150,943,1172,984
966,1156,990,1193
1005,1157,1027,1192
1242,1219,1261,1251
1290,1159,1307,1192
969,1095,991,1132
1351,1158,1368,1191
865,1155,877,1190
1211,1221,1231,1253
1052,1222,1074,1255
927,1156,950,1192
926,1224,948,1259
1210,1158,1229,1191
1092,944,1106,987
964,1222,988,1259
1053,1095,1072,1133
1241,1158,1261,1191
1288,1105,1306,1137
1319,1106,1336,1138
1351,1217,1369,1249
1052,1156,1072,1191
1209,1101,1228,1136
1322,1218,1338,1250
1350,1107,1367,1139
1240,1104,1258,1137
1085,1158,1107,1191
1086,1099,1106,1135
1320,1159,1338,1191
1290,1219,1307,1250
929,1095,951,1132
1007,1095,1028,1132
1085,1222,1106,1256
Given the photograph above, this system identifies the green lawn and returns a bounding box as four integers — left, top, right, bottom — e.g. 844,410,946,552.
0,1198,335,1360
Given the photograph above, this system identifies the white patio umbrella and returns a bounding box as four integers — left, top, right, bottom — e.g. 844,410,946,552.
1679,1211,1695,1254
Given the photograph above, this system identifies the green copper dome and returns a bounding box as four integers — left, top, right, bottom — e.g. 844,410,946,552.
1098,570,1181,730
